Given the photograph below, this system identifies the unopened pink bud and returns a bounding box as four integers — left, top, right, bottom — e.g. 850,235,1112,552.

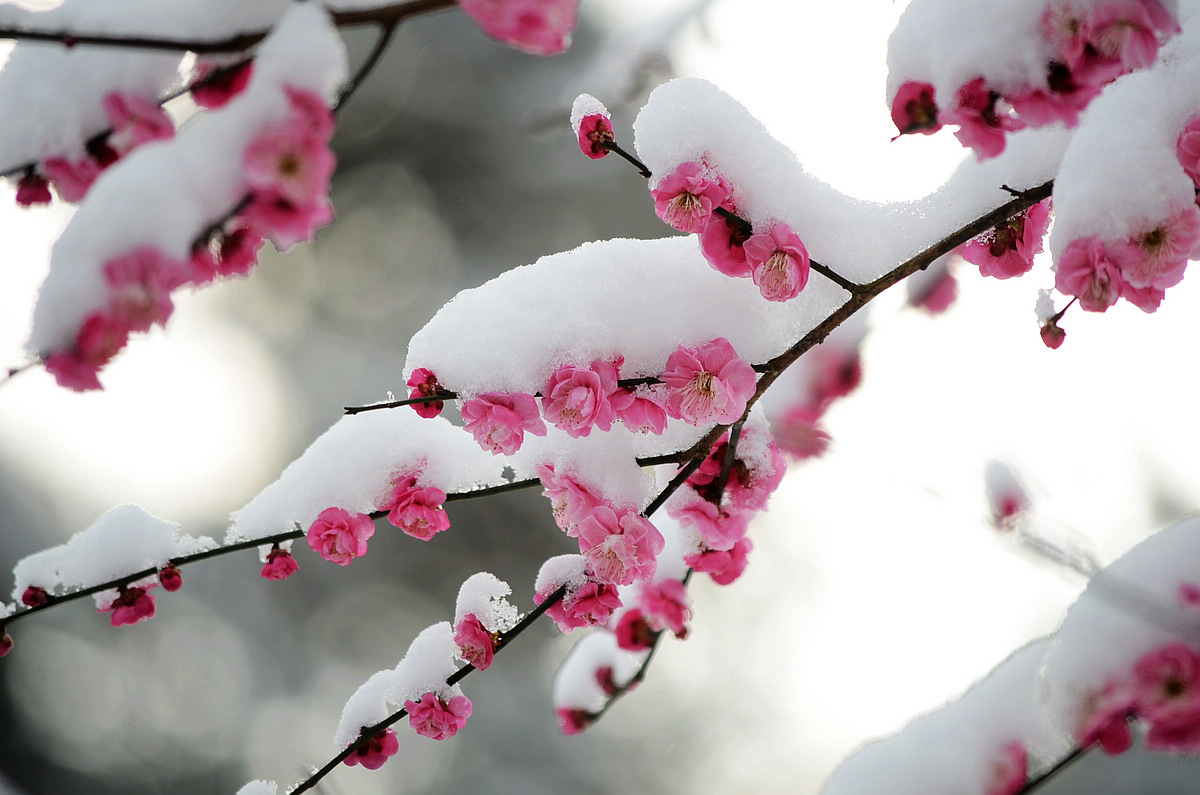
159,564,183,592
21,586,49,607
1040,321,1066,349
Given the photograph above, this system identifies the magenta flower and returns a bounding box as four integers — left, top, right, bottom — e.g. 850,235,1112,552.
461,392,547,455
537,577,622,632
102,92,174,154
382,475,450,541
260,546,300,581
640,579,691,638
700,211,753,278
610,383,670,435
743,222,810,302
284,86,336,141
651,161,729,233
343,727,399,770
576,506,665,586
99,584,158,627
541,360,618,437
576,113,614,160
963,200,1051,280
1054,237,1126,312
42,155,102,203
1088,0,1176,74
158,564,183,592
15,171,51,207
890,81,940,135
458,0,580,56
1133,642,1200,750
615,609,655,651
407,368,446,418
43,312,130,392
241,192,334,251
243,122,336,207
685,537,753,586
1178,116,1200,187
405,691,473,740
557,707,593,735
674,497,751,551
454,613,497,670
191,61,253,109
1117,205,1200,291
103,247,184,332
305,506,375,565
0,633,12,658
661,337,757,426
942,78,1022,160
985,742,1027,795
1079,682,1136,754
537,463,604,537
21,586,48,607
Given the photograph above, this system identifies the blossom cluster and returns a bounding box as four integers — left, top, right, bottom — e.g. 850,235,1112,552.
42,84,336,392
890,0,1178,158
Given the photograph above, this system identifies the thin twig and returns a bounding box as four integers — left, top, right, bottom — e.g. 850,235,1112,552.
335,22,398,112
1021,746,1087,794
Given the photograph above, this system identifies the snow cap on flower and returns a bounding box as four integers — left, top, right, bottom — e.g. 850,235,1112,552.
572,94,614,159
890,81,940,135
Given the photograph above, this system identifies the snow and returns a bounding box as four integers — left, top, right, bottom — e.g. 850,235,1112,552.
235,781,277,795
26,2,347,355
454,572,520,632
334,669,394,747
512,424,657,512
534,554,589,596
570,93,608,136
633,78,1068,285
229,411,505,542
552,631,647,711
1049,17,1200,256
1042,517,1200,741
822,639,1068,795
10,503,214,600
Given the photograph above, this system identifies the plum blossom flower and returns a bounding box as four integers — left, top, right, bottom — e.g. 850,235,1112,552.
343,727,399,770
1041,318,1067,349
42,155,102,202
407,368,446,418
0,632,11,657
541,360,618,437
458,0,580,55
241,193,334,251
942,78,1022,159
103,247,185,332
674,497,751,551
907,255,959,314
662,338,757,425
615,609,655,651
158,564,183,592
261,546,299,581
639,579,691,638
743,222,810,302
1054,237,1127,312
382,475,450,540
306,507,375,565
774,404,832,460
985,742,1027,795
1177,116,1200,187
15,171,51,207
700,211,753,278
1133,642,1200,750
890,81,940,135
1088,0,1177,74
557,707,593,734
102,92,174,153
1180,583,1200,606
21,586,48,607
99,583,158,627
651,161,729,233
576,112,614,159
1079,682,1136,754
963,201,1051,279
461,392,546,455
43,312,130,392
537,577,622,632
685,537,753,585
243,122,336,207
1116,206,1200,291
576,506,665,586
610,383,670,435
191,61,253,109
455,613,497,670
405,691,473,740
537,463,605,536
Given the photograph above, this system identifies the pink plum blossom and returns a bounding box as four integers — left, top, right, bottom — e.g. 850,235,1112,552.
661,338,757,425
455,613,497,670
1180,583,1200,606
43,312,130,392
1079,682,1136,754
216,225,265,277
1008,62,1101,128
382,475,450,540
577,112,614,159
774,404,832,460
103,247,185,332
674,497,751,551
42,155,102,202
1117,206,1200,291
557,707,593,734
191,61,253,109
261,546,300,581
687,433,785,513
407,368,446,418
890,81,940,135
908,261,958,314
537,577,622,632
685,537,753,585
1177,116,1200,187
457,0,580,56
1054,237,1127,312
595,666,621,696
1134,642,1200,750
1040,319,1067,349
405,691,473,740
461,392,546,455
158,564,183,592
640,579,691,638
963,200,1051,279
576,506,665,586
700,211,753,278
15,171,51,207
615,609,655,651
610,383,670,435
941,78,1022,159
343,727,399,770
537,463,605,536
306,507,375,565
743,222,810,302
0,632,11,657
99,584,157,627
284,86,336,141
243,122,336,207
541,360,618,437
21,586,48,607
1088,0,1177,74
241,193,334,251
651,161,729,233
102,92,174,153
985,742,1027,795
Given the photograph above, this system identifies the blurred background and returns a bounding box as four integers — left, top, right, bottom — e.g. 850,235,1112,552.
2,0,1200,793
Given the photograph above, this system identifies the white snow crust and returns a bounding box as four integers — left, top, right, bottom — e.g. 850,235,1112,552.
454,571,519,632
534,554,589,596
26,2,347,354
569,93,608,136
235,780,277,795
512,425,657,512
230,411,505,542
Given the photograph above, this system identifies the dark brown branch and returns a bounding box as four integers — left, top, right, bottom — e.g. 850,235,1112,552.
343,377,663,415
1021,746,1087,794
